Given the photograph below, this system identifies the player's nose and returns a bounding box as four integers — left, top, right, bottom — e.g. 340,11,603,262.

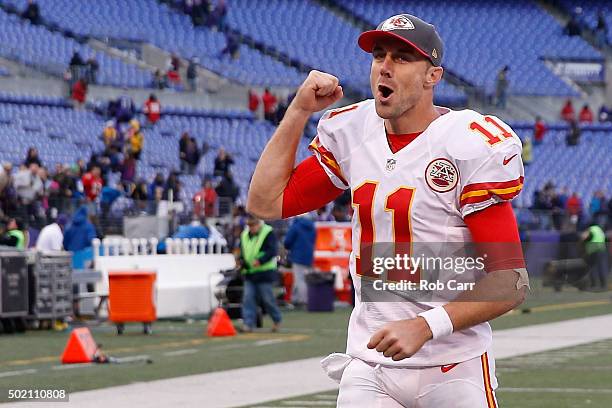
379,53,393,77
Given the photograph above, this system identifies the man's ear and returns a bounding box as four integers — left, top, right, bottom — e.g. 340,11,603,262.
425,66,444,88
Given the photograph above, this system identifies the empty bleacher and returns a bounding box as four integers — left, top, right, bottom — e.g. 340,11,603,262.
0,9,151,87
1,0,306,87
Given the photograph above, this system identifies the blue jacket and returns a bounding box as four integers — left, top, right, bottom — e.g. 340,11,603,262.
284,217,316,266
63,206,97,251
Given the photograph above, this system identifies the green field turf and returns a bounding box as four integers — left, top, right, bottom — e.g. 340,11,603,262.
245,339,612,408
0,284,610,402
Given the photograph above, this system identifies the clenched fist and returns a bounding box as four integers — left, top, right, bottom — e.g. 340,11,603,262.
291,70,343,114
367,317,433,361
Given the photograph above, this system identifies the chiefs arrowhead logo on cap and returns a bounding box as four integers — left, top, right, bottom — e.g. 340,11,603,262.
381,15,415,31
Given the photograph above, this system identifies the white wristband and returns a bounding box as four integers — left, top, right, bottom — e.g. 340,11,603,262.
418,307,453,339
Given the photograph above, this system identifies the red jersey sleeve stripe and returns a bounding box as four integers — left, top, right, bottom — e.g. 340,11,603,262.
460,177,524,207
460,176,524,197
460,185,524,207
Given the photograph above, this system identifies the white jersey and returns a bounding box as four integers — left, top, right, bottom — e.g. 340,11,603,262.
310,100,524,366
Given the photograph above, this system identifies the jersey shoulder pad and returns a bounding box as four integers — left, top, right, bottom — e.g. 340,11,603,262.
445,109,522,161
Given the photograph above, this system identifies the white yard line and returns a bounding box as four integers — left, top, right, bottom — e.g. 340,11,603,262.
3,314,612,408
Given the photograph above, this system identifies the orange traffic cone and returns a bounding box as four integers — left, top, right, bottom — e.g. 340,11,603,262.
61,327,98,364
207,308,236,337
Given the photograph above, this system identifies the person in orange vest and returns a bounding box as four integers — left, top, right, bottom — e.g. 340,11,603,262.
143,94,161,125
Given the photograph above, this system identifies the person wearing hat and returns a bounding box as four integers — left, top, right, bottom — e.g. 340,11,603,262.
238,214,282,333
36,215,68,252
248,13,528,407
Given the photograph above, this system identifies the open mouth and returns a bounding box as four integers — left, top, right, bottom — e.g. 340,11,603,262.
377,84,394,100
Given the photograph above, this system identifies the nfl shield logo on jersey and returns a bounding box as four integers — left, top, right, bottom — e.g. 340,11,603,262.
385,158,397,172
425,158,459,193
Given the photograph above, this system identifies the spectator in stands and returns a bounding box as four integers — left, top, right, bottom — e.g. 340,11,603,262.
127,119,144,160
153,69,168,90
36,214,68,252
100,181,123,222
63,206,96,252
566,192,583,224
208,0,228,31
116,91,136,123
163,172,181,201
184,137,200,175
81,165,103,204
14,163,43,221
21,0,41,25
284,214,316,307
215,171,239,205
521,136,532,165
75,159,86,177
583,222,608,290
564,7,583,37
24,147,42,167
187,58,199,91
213,148,234,177
193,179,217,218
566,120,581,146
219,31,240,60
248,89,260,116
166,54,182,86
599,105,610,123
144,94,161,126
85,57,99,85
148,172,165,213
589,191,607,225
495,66,509,108
68,52,85,85
578,104,594,124
560,99,575,122
238,214,282,333
179,132,191,173
51,165,76,214
552,188,568,230
533,116,547,145
262,88,277,122
595,10,608,47
120,153,137,185
190,0,211,26
169,53,181,73
130,180,149,213
204,179,217,217
102,121,118,148
71,79,88,109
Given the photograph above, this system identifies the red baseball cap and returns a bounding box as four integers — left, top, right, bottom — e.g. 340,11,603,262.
358,14,443,67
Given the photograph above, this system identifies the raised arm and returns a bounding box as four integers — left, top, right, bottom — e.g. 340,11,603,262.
247,71,343,220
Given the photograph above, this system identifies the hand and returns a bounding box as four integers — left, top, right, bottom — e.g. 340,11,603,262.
367,317,433,361
251,259,261,267
291,70,343,114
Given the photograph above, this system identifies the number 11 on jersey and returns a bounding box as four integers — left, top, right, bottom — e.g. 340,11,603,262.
352,181,419,282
